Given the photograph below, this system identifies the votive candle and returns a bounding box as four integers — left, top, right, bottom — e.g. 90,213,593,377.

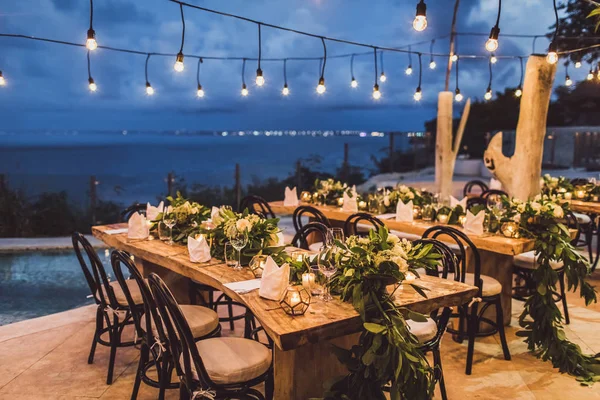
564,192,572,200
437,214,449,224
302,272,316,290
337,197,344,207
458,215,467,226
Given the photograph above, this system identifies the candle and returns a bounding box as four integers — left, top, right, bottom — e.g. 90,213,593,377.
337,197,344,207
405,272,416,283
301,191,311,202
458,215,467,226
412,205,422,219
302,272,316,290
358,200,367,210
437,214,449,224
501,221,519,238
564,192,572,200
290,291,301,306
104,249,110,258
593,195,599,202
291,250,304,262
575,189,586,199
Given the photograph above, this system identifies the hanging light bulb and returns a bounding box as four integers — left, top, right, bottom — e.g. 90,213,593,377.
413,1,427,32
587,69,594,81
597,68,600,80
255,68,265,86
429,60,436,69
451,54,458,63
454,88,463,102
575,61,582,68
88,77,97,92
241,83,249,96
515,86,523,97
86,29,97,51
372,83,381,100
379,72,387,82
486,26,500,52
0,71,5,86
282,83,289,96
490,54,498,64
546,42,558,65
484,86,492,101
197,84,205,98
413,87,422,101
351,77,358,88
174,52,185,72
405,65,413,75
145,82,154,95
316,77,326,94
565,75,572,87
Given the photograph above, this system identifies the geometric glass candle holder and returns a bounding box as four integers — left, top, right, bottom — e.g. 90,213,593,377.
412,205,422,219
279,286,311,316
301,191,312,202
500,221,519,238
249,254,268,278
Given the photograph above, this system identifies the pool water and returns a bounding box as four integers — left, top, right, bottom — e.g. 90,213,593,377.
0,250,107,325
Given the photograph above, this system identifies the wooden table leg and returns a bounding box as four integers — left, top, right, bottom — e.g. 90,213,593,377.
274,333,358,400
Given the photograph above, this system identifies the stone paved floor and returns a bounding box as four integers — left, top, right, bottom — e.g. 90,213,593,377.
1,272,600,399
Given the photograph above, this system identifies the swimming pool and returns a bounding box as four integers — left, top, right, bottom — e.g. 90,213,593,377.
0,249,107,325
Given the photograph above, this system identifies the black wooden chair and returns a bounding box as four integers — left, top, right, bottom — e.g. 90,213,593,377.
121,203,147,222
422,226,511,375
463,180,489,197
466,196,486,211
512,211,582,325
148,273,274,400
292,205,332,234
344,212,384,237
110,250,221,400
72,232,141,384
239,195,276,219
290,221,330,250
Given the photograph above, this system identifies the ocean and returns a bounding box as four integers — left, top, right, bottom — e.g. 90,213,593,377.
0,130,413,207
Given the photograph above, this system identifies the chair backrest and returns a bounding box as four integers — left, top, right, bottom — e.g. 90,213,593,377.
570,178,590,186
481,189,508,200
344,213,384,237
239,195,276,219
564,210,581,246
148,273,215,391
72,231,118,308
463,180,489,197
290,221,330,250
121,203,146,222
292,205,331,234
412,238,459,280
466,196,486,211
422,226,482,294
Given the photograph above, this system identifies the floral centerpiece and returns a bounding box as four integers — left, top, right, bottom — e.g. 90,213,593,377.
150,192,210,244
204,206,286,265
378,185,432,213
540,174,574,197
310,178,357,206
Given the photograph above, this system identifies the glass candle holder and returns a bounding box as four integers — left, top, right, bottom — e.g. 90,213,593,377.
500,221,519,238
564,192,573,200
421,205,435,221
412,205,422,219
248,254,267,277
592,195,599,202
279,286,311,316
458,214,467,227
301,272,316,291
290,250,305,263
436,213,449,224
301,191,312,202
337,197,344,207
575,187,587,199
358,200,367,210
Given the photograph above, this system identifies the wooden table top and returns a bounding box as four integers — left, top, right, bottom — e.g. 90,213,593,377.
569,200,600,215
92,224,478,351
270,201,536,256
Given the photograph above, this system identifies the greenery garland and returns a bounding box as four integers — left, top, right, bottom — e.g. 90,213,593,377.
150,192,210,243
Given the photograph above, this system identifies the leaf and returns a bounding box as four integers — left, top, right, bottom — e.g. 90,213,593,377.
407,310,429,323
345,268,355,277
537,283,547,296
363,322,387,334
410,283,429,298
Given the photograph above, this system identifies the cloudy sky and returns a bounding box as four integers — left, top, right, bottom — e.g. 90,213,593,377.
0,0,575,131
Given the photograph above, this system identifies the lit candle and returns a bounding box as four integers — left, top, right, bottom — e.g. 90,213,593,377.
104,249,110,258
302,272,316,290
405,272,416,283
437,214,449,224
501,221,519,238
291,250,304,262
412,205,422,219
301,191,312,202
564,192,572,200
337,197,344,207
358,200,367,210
458,215,467,226
290,291,301,306
575,189,586,199
593,195,599,202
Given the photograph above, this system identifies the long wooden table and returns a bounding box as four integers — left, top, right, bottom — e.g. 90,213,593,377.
570,199,600,215
270,201,538,326
93,224,477,400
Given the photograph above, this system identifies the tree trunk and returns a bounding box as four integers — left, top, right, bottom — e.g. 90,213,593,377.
483,55,557,200
435,92,471,199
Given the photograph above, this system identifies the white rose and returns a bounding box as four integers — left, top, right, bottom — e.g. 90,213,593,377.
553,206,564,218
407,191,415,199
236,218,251,232
530,202,542,213
387,234,400,244
383,195,390,207
399,185,408,193
517,204,525,213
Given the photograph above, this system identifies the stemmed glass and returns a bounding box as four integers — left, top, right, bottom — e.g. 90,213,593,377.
486,194,504,217
162,215,176,245
230,228,248,271
318,252,337,302
328,227,345,247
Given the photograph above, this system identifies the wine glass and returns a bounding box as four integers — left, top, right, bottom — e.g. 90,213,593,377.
162,215,176,245
486,194,504,216
328,227,345,247
230,228,248,271
318,255,337,302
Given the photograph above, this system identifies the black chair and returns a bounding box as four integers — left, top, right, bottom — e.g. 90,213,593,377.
512,211,581,325
290,221,330,250
463,180,489,197
344,212,384,237
481,189,508,201
466,196,486,211
121,203,147,222
72,232,141,384
189,282,247,332
292,205,332,234
570,178,590,186
239,195,276,219
148,273,274,400
422,226,511,375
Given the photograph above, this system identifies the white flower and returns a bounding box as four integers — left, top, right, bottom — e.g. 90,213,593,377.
387,234,400,244
517,204,526,213
383,195,390,207
553,206,564,218
399,185,409,193
514,214,522,223
530,202,542,214
407,191,415,200
236,218,251,232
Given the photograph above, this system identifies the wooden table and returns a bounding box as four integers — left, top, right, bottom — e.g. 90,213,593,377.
270,201,538,326
93,224,477,400
569,200,600,215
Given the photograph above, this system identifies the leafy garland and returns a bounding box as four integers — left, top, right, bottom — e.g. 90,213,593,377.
541,174,600,201
150,192,210,243
309,178,360,206
377,185,433,213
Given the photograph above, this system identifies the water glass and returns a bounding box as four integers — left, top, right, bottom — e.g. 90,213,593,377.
318,257,337,302
422,205,435,221
158,221,170,241
224,243,237,268
163,217,176,245
230,230,248,271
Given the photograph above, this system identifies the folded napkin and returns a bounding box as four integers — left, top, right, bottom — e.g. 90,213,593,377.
276,231,285,246
188,234,211,263
450,196,468,210
128,213,149,240
396,200,414,222
146,201,164,221
489,178,503,190
259,256,290,301
464,210,485,235
283,186,299,207
224,279,261,294
105,228,128,235
342,186,358,212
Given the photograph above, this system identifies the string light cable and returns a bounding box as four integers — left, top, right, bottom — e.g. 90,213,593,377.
564,61,572,86
145,54,154,95
196,57,204,97
406,46,413,75
429,39,436,69
174,3,185,71
485,57,493,100
379,51,386,82
485,0,501,52
87,50,96,92
86,0,97,50
350,54,358,88
255,23,264,86
373,47,381,100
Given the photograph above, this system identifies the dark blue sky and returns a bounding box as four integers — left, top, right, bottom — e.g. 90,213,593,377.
0,0,575,131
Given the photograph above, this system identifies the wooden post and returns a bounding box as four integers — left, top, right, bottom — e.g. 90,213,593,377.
235,163,241,210
296,160,302,191
483,55,557,200
435,93,471,199
343,143,349,181
167,172,174,197
389,133,395,172
0,174,5,192
549,134,557,166
90,176,97,225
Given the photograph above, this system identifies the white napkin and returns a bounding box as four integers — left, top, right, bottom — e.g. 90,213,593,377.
450,196,468,209
342,186,358,212
188,234,211,263
146,201,164,221
489,178,503,190
464,210,485,235
224,279,261,294
276,231,285,246
105,228,128,235
396,200,414,222
128,213,149,240
259,256,290,301
283,186,299,207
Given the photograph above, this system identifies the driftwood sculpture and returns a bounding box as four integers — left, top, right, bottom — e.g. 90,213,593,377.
483,55,557,200
435,92,471,199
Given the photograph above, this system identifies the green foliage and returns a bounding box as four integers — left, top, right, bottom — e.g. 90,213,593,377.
549,1,600,64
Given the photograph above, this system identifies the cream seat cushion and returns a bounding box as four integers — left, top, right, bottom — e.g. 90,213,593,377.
407,318,437,343
573,212,592,225
448,273,502,297
183,337,271,384
390,230,421,242
308,242,324,252
140,305,219,339
98,280,143,306
513,248,589,271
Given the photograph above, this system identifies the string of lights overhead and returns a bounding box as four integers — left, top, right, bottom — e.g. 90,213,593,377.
515,57,524,97
485,57,493,101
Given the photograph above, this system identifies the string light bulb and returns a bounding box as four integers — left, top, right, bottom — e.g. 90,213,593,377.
174,4,186,72
88,77,97,92
255,68,265,86
565,75,572,86
86,29,97,51
351,77,358,88
575,61,582,68
282,83,289,96
196,58,204,98
316,77,326,94
413,87,422,101
546,43,558,64
515,86,522,97
174,52,185,72
486,26,500,52
316,38,327,95
0,71,5,86
86,51,96,92
241,83,249,96
455,88,463,102
484,86,492,101
405,65,413,75
413,1,427,32
255,25,265,86
429,40,436,69
429,60,436,69
490,54,498,64
197,84,205,98
372,83,381,100
451,54,458,63
587,69,594,81
145,82,154,95
380,72,387,82
349,54,358,88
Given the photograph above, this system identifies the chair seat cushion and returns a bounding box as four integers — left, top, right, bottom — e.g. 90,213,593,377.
448,273,502,297
98,280,144,306
512,249,590,270
573,212,592,225
308,241,324,252
183,337,271,385
407,317,437,343
140,305,219,339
